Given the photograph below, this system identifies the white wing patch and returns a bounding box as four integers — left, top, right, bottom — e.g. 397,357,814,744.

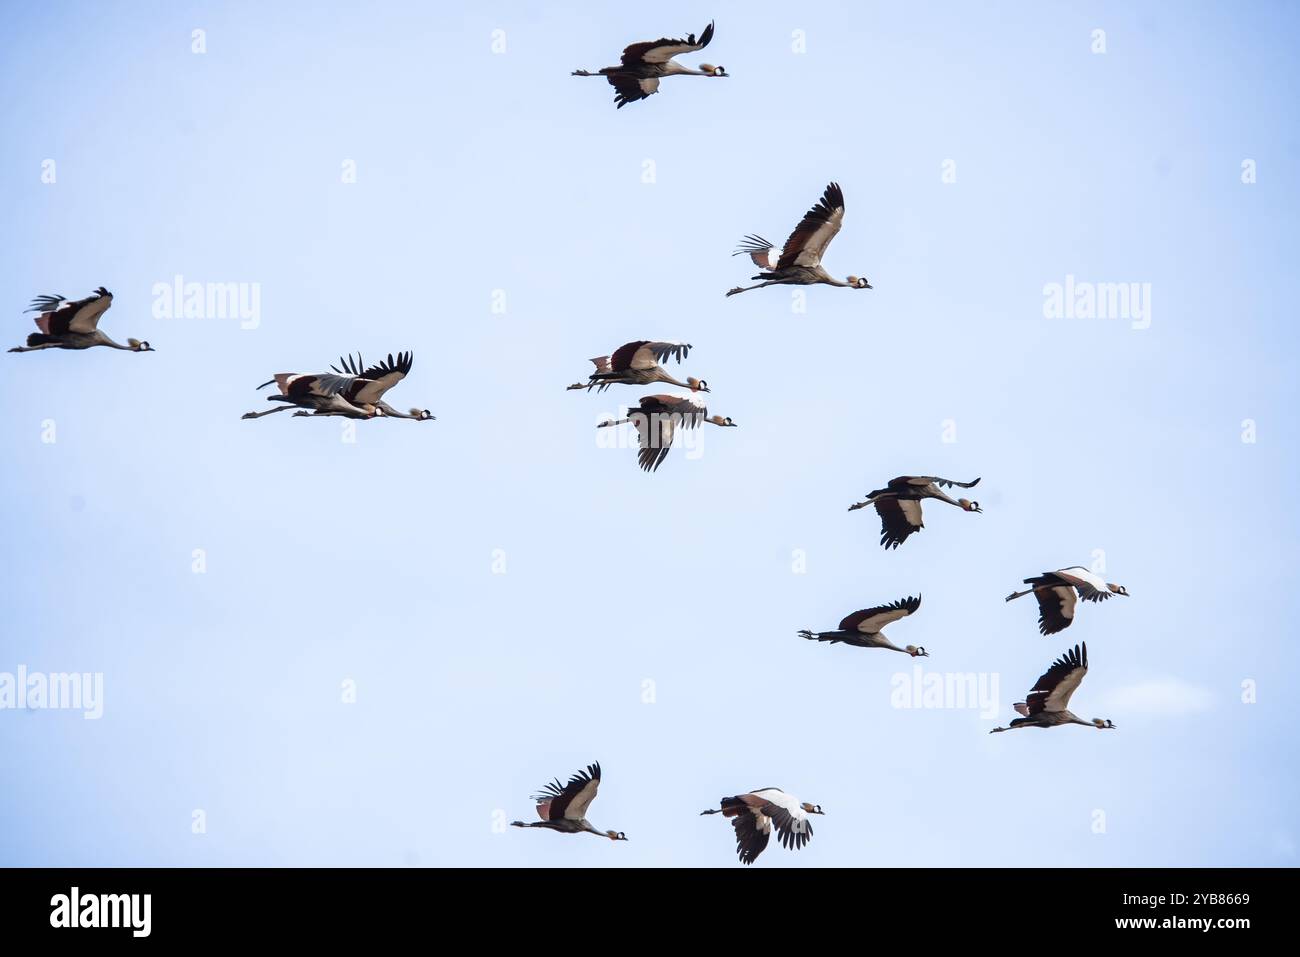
899,499,924,528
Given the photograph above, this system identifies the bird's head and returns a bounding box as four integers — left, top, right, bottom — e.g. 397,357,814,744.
801,803,825,815
1109,584,1129,596
959,498,981,513
700,64,727,77
410,408,436,421
847,276,872,290
127,338,154,352
1093,718,1117,730
687,376,710,393
707,415,737,427
606,830,629,841
906,645,929,658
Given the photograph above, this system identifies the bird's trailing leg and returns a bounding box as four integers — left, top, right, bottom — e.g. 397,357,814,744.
847,500,871,512
725,281,780,298
241,405,298,419
8,343,60,352
1005,588,1034,602
597,416,632,428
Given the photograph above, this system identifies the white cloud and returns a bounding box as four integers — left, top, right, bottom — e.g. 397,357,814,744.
1098,677,1216,716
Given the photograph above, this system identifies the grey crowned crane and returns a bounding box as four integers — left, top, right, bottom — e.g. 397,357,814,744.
597,393,736,472
727,183,871,297
1006,566,1130,636
990,643,1116,733
241,371,378,420
9,288,154,354
701,789,823,865
848,476,982,550
510,762,627,841
566,340,705,393
328,352,434,420
798,595,927,656
573,21,727,109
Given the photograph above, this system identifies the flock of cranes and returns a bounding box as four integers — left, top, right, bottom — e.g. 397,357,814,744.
10,19,1136,867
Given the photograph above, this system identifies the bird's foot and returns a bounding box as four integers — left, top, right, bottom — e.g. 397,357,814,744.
847,501,867,511
796,630,814,640
240,412,258,420
725,287,743,297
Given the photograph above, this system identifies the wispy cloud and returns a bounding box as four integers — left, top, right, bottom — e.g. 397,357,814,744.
1099,677,1216,716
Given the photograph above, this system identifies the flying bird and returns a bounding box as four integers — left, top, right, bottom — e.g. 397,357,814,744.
727,183,871,297
328,352,435,420
9,288,154,354
990,643,1116,733
1006,566,1130,635
573,21,727,109
597,393,736,472
798,595,927,656
701,789,823,865
566,340,705,393
849,476,982,549
510,762,627,841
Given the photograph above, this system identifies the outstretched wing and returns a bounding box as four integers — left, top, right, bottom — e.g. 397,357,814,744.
335,352,412,403
610,340,690,371
777,183,845,270
1053,567,1111,602
28,288,113,335
620,21,714,65
635,413,677,473
764,802,813,852
732,234,776,271
533,762,602,822
730,809,771,865
608,74,659,109
628,394,706,472
873,498,924,550
924,476,981,490
1025,643,1088,714
838,595,921,634
1033,585,1077,635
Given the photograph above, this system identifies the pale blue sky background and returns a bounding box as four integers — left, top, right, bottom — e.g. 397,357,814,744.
1,0,1297,867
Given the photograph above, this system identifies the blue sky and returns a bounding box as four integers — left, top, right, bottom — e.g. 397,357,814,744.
1,0,1297,867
